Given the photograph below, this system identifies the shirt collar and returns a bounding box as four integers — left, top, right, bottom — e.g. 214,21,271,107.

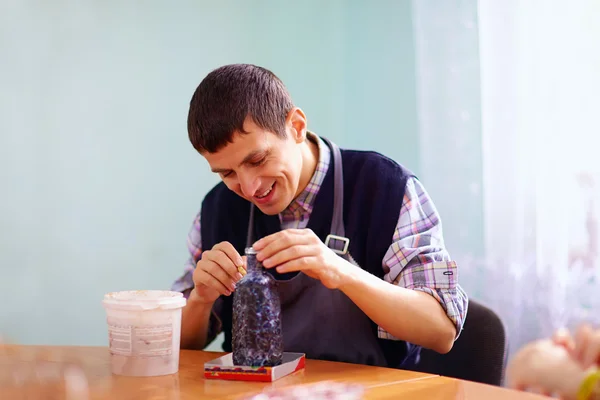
279,132,331,221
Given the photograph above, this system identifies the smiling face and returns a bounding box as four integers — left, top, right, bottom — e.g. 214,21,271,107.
202,109,317,215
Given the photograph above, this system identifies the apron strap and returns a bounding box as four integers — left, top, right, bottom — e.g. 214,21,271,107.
246,202,255,249
246,136,350,257
320,137,350,257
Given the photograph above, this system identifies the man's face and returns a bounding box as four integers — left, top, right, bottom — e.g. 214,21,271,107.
203,118,305,215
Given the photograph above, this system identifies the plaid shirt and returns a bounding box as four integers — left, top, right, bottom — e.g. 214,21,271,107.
172,134,468,339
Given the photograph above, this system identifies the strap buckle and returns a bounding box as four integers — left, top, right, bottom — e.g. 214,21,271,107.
325,234,350,255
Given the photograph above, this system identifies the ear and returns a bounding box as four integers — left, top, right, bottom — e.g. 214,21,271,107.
285,107,308,144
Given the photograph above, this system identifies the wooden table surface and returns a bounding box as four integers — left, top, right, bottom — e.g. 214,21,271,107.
361,377,549,400
1,346,547,399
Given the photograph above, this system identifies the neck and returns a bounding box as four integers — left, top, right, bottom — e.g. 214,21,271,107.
246,252,262,272
294,135,319,198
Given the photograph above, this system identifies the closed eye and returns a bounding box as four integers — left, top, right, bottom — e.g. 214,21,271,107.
248,157,267,167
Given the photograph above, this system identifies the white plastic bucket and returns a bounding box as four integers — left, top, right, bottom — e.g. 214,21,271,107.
102,290,186,377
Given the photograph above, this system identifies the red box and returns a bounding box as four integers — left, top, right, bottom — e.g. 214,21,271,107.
204,352,306,382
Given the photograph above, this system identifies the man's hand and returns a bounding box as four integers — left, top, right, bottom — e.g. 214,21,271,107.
254,228,457,353
192,242,245,304
253,229,351,289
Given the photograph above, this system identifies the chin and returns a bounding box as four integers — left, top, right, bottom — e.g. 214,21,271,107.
255,202,285,216
256,195,291,215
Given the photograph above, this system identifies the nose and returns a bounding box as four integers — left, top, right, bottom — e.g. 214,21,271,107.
238,172,261,198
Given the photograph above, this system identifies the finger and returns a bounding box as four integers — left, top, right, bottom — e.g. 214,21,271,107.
205,248,244,282
275,256,318,274
575,324,593,364
202,259,237,293
262,245,313,269
255,230,304,262
581,329,600,369
252,232,280,251
213,242,245,269
194,268,231,296
253,229,304,251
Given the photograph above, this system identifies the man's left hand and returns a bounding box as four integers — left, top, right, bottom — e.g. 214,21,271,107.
252,229,351,289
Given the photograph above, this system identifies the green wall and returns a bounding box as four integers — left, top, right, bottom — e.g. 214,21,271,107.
0,1,421,346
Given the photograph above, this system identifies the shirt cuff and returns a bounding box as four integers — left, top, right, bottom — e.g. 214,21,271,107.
379,260,469,341
171,264,196,294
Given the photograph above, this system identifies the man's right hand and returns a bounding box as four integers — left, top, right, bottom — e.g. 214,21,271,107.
192,241,246,304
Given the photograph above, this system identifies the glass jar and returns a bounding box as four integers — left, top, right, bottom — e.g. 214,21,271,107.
232,247,283,366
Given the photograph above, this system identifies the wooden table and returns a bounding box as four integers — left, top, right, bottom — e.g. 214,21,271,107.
362,377,550,400
1,346,548,399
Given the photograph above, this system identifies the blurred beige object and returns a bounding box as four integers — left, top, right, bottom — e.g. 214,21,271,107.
239,381,365,400
0,344,90,399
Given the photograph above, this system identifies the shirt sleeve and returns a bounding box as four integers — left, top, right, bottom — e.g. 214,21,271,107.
379,177,469,341
170,211,223,346
171,212,203,294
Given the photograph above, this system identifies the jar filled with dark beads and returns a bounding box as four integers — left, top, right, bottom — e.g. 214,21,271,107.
232,247,283,366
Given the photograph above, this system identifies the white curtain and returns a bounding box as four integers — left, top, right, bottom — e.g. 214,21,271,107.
413,0,600,359
479,0,600,346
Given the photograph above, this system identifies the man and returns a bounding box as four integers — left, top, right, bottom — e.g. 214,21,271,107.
171,64,468,368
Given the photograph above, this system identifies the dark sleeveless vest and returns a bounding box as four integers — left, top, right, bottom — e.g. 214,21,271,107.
200,137,421,368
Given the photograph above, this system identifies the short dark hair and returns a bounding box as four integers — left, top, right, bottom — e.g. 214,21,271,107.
187,64,294,153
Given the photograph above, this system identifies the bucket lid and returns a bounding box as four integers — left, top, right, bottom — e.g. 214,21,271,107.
102,290,186,311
